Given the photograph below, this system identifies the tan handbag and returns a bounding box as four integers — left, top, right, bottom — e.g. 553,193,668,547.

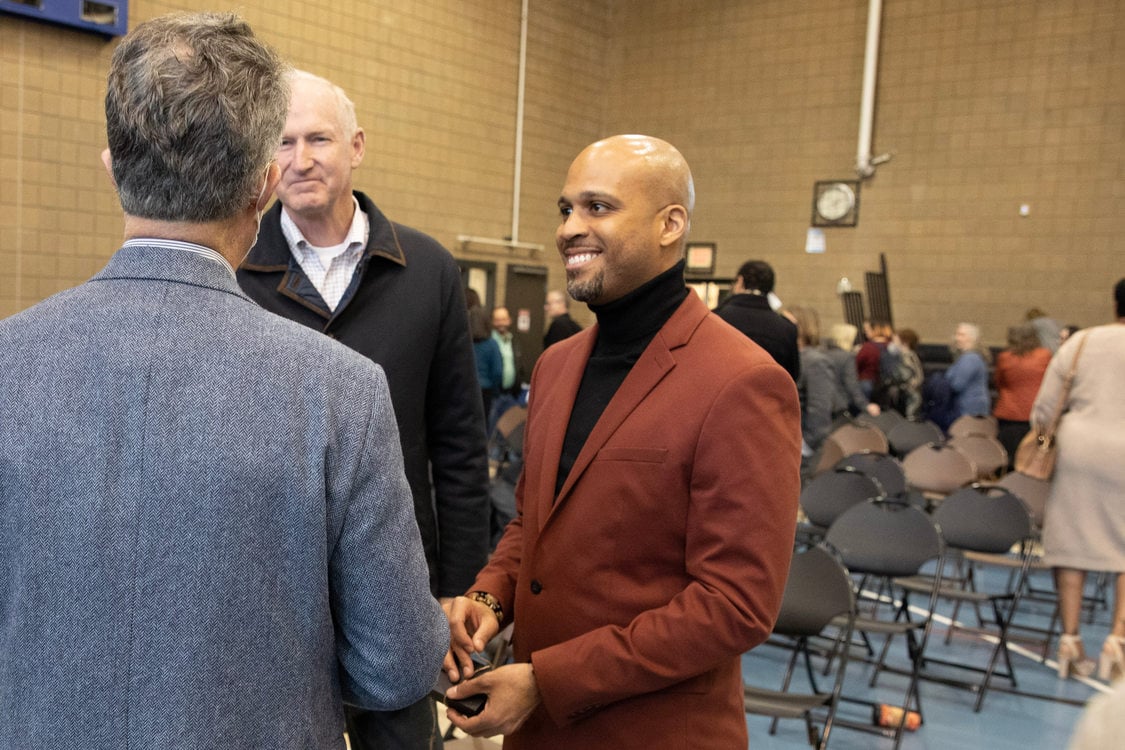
1014,333,1089,480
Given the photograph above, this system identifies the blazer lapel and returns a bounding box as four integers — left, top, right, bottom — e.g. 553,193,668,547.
547,293,708,517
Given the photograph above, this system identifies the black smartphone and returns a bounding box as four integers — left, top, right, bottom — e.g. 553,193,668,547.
431,661,492,717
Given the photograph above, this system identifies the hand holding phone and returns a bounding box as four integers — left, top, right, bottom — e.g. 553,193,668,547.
431,662,492,717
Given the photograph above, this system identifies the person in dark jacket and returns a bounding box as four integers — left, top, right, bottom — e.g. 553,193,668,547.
543,289,583,348
236,69,489,750
713,259,800,381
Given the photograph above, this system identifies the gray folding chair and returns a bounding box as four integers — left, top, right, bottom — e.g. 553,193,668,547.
948,434,1008,481
823,500,945,750
825,421,889,457
947,413,999,439
835,450,907,497
901,442,977,502
856,407,906,437
798,467,885,544
895,485,1036,711
744,545,857,750
886,419,944,457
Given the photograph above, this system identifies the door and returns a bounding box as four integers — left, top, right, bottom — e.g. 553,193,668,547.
504,264,548,386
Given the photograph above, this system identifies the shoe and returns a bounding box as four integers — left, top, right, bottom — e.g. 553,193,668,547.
1098,635,1125,682
1057,634,1096,679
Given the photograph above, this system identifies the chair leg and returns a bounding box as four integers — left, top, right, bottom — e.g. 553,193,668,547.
974,600,1018,712
769,638,804,735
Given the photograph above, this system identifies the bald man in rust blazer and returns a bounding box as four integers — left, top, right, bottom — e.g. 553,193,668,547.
443,135,801,749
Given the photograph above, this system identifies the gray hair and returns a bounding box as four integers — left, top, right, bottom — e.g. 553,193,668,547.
104,12,289,222
287,69,360,138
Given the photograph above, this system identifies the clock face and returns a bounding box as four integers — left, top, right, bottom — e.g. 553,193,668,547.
816,183,856,221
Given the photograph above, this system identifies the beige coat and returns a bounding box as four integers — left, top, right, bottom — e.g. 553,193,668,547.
1033,323,1125,571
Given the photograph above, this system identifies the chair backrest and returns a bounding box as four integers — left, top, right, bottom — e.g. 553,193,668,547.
811,436,848,476
993,471,1051,529
947,414,999,439
835,450,907,497
886,419,945,457
772,545,856,637
825,499,943,577
902,442,978,496
826,421,890,456
948,434,1008,480
932,485,1034,554
799,467,885,529
493,405,527,440
856,408,906,436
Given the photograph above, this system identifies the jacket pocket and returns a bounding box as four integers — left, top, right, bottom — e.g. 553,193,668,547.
596,446,668,463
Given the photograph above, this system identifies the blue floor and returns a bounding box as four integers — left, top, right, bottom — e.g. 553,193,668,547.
741,565,1115,749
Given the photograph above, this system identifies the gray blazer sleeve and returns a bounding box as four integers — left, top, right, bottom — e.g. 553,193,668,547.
328,368,449,710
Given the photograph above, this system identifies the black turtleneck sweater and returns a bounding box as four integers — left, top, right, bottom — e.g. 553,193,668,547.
554,261,689,496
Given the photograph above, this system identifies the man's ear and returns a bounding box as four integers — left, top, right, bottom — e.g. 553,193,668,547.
100,148,117,187
658,204,688,248
351,127,366,169
733,275,746,294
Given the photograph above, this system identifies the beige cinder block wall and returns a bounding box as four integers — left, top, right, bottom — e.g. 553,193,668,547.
0,0,609,320
604,0,1124,344
3,0,1121,344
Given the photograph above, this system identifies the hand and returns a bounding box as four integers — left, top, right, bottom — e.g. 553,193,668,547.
442,595,500,679
445,663,541,738
865,402,881,416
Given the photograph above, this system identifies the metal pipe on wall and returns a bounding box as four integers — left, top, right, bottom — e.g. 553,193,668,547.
510,0,529,243
856,0,884,178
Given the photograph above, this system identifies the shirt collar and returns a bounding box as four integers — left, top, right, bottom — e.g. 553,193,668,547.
121,238,235,277
279,196,368,256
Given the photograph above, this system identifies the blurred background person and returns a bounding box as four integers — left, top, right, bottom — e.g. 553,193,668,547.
824,322,879,419
469,303,502,422
713,259,800,381
993,322,1051,468
895,328,926,419
1033,278,1125,681
1060,324,1082,344
542,289,582,348
944,321,992,424
1027,306,1063,353
855,318,893,401
490,306,522,397
787,306,835,474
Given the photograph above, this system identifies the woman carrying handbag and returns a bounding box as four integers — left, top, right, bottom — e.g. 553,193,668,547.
1032,278,1125,680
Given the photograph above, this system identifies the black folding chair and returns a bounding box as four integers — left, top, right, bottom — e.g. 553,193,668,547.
823,500,945,750
895,485,1037,711
744,545,857,749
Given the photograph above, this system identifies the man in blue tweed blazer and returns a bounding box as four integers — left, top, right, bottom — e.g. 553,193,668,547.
0,13,447,750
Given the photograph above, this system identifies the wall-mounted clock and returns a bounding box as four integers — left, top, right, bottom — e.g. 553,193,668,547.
812,180,860,227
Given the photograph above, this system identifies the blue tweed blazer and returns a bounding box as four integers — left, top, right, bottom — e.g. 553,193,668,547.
0,244,448,749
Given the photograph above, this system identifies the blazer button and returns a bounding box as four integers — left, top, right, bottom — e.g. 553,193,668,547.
530,579,542,594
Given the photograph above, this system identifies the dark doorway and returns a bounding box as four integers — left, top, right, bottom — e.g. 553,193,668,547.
503,264,548,386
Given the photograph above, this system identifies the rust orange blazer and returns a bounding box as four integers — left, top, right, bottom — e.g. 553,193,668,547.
473,291,801,749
